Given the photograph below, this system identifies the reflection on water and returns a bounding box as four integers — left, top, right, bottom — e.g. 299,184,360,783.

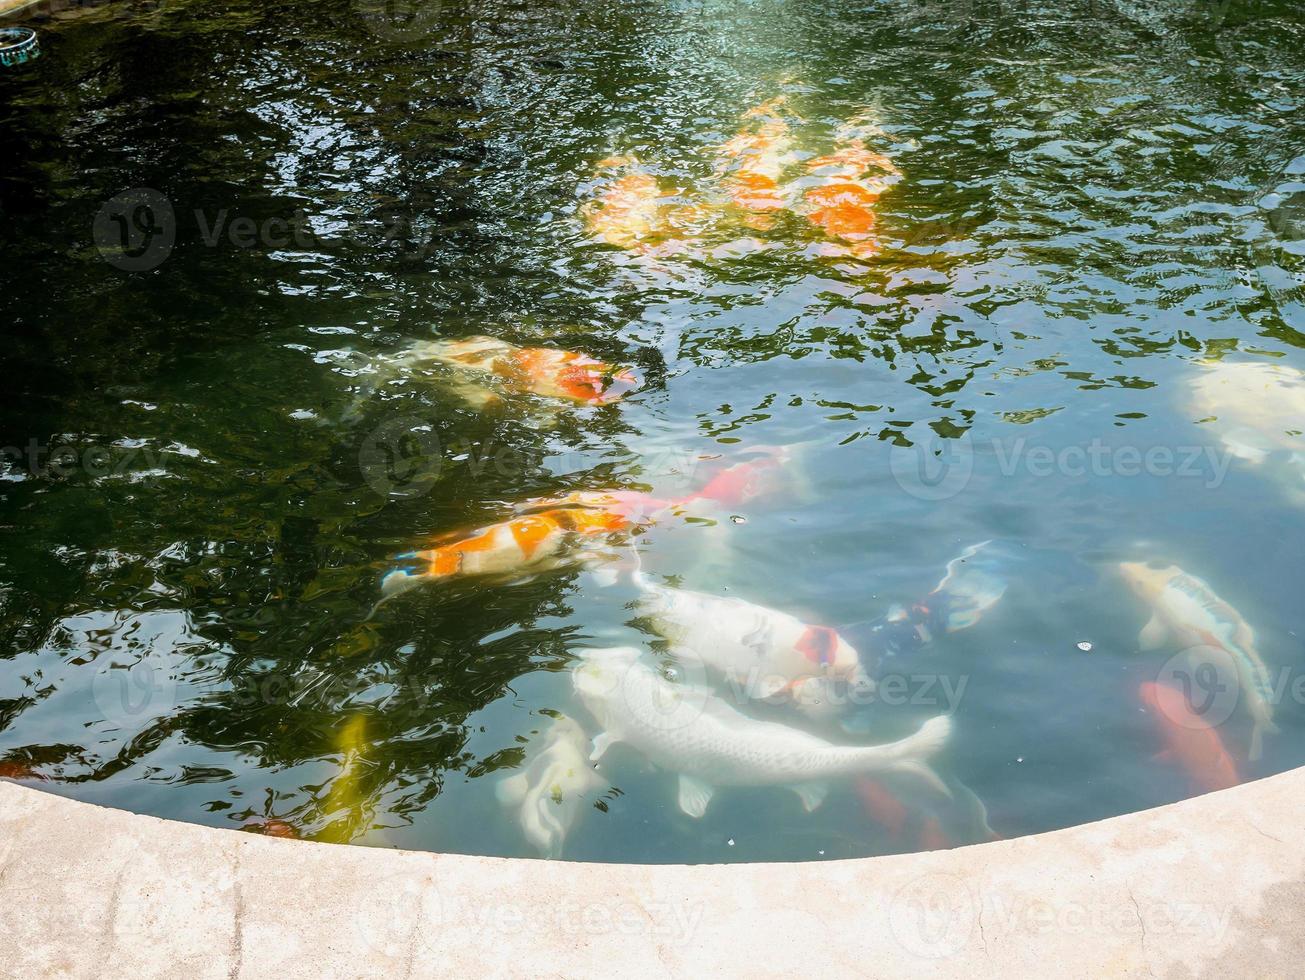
0,0,1303,862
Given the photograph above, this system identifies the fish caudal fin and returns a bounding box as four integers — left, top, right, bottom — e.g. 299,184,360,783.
1248,719,1279,762
881,715,953,796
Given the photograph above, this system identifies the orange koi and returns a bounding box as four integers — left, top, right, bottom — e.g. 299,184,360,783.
382,506,631,596
584,156,668,253
240,818,301,839
419,336,639,405
1139,681,1241,794
855,777,908,838
680,449,788,508
801,138,898,258
715,99,796,223
0,760,42,781
918,815,953,851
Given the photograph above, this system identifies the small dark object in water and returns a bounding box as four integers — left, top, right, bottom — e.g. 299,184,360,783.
0,28,39,68
240,818,301,839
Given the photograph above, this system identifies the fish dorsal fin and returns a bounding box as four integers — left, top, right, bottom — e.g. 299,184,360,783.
1139,612,1169,651
677,775,716,819
590,732,618,763
789,782,830,812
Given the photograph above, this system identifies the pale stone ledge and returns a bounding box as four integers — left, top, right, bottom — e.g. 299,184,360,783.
0,772,1301,978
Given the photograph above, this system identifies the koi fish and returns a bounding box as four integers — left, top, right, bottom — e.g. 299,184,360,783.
679,447,790,508
800,139,898,258
240,818,301,839
1188,359,1305,463
850,541,1013,676
855,777,908,837
381,506,630,596
496,715,606,859
1139,681,1241,793
404,336,640,406
1120,562,1277,760
0,760,43,781
715,98,796,224
572,646,951,818
583,156,668,253
855,773,997,849
317,714,377,845
634,568,871,701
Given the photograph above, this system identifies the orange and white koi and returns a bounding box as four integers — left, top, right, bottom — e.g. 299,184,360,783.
1120,562,1277,760
714,98,796,224
382,506,630,596
408,336,640,406
1139,681,1241,794
800,139,898,259
583,155,668,253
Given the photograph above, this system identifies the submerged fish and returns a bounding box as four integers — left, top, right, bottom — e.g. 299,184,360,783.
240,818,301,839
382,506,630,596
715,98,797,225
583,155,669,253
572,646,950,818
403,336,640,407
679,447,790,508
1139,681,1241,794
854,773,999,850
1189,359,1305,463
799,138,898,259
851,541,1012,676
1120,562,1277,760
634,568,870,701
317,714,377,845
496,715,606,859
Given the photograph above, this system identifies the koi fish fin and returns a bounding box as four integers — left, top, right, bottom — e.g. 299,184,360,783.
496,772,530,806
380,569,426,600
889,759,951,798
590,732,618,763
1139,613,1168,651
677,775,716,819
1248,719,1279,762
789,782,829,813
1152,749,1174,763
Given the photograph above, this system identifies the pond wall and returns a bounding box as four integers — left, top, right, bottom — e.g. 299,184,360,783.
0,771,1300,978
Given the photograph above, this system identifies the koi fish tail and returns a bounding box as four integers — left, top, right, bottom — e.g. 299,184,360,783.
1248,718,1279,762
867,715,953,797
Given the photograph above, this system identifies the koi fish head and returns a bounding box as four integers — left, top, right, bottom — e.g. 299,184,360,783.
795,624,872,689
554,361,641,405
1119,561,1178,602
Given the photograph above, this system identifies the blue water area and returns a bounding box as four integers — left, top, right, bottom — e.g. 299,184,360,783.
0,0,1302,862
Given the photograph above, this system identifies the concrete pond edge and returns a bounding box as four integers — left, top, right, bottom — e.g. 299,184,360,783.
0,771,1302,978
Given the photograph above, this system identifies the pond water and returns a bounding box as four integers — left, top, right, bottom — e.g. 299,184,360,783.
1,0,1303,862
